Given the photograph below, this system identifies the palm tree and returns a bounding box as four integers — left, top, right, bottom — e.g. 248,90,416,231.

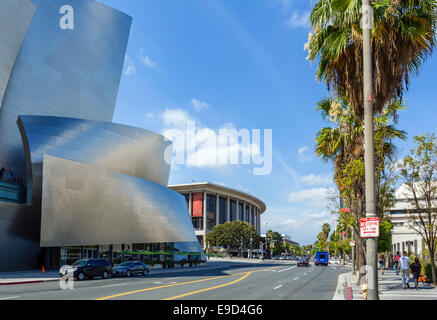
315,97,406,278
315,97,406,179
306,0,436,119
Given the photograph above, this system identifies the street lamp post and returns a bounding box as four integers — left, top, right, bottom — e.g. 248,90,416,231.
249,236,253,259
362,0,378,300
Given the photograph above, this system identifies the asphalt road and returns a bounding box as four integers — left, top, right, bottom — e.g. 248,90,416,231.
0,261,350,300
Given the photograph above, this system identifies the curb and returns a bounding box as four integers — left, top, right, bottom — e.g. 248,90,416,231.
332,272,349,300
0,279,59,286
0,263,257,286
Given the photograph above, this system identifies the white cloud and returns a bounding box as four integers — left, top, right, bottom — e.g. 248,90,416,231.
161,108,191,129
285,11,310,28
302,210,329,220
145,112,155,119
262,206,333,244
288,187,333,205
139,49,156,68
124,55,136,76
298,146,313,163
191,98,209,111
300,173,333,186
160,108,264,170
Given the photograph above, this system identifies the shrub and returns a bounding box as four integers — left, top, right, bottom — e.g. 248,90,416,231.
424,263,437,283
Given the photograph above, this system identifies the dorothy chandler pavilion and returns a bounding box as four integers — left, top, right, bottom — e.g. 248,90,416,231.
0,0,202,271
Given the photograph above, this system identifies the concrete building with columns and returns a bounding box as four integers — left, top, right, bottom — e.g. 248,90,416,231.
389,183,437,258
169,182,266,249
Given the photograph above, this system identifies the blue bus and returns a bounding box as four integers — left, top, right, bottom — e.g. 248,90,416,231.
315,251,329,266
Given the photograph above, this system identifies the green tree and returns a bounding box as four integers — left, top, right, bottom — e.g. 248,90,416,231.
265,230,285,256
316,223,331,251
399,133,437,284
206,221,260,252
377,219,393,253
316,97,404,280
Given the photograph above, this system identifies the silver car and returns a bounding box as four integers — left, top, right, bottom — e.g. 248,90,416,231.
111,261,150,277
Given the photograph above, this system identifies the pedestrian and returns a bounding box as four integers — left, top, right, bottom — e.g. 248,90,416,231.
410,257,422,290
394,251,400,275
7,169,13,182
399,251,411,289
379,254,386,275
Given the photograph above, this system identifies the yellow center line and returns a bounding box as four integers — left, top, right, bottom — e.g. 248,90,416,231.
96,265,282,300
162,271,253,300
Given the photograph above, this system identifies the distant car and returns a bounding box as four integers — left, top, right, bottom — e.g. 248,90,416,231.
59,258,111,281
297,257,310,267
112,261,150,277
329,257,340,265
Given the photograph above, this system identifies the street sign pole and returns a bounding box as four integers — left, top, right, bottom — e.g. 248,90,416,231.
362,0,379,300
351,226,356,275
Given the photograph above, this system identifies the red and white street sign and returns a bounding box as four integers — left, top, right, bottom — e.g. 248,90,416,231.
360,217,380,238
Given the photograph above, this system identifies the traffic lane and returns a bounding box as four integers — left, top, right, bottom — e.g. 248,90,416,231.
172,262,314,300
279,265,350,300
173,263,350,300
0,262,287,300
95,263,289,300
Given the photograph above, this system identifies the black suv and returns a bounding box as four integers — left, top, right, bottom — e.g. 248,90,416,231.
59,259,112,280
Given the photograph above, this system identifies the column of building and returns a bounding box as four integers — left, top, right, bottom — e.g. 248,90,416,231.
226,197,230,222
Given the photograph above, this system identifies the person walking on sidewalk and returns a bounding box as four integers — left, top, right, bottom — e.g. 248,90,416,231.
379,254,386,275
394,251,400,275
410,257,422,290
399,251,411,289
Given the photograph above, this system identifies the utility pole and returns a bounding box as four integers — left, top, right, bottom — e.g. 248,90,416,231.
362,0,378,300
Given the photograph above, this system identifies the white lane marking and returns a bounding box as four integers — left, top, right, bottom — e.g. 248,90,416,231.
278,266,297,273
273,285,283,290
293,277,299,280
330,266,336,270
153,281,178,284
303,273,307,276
0,296,20,300
101,283,128,288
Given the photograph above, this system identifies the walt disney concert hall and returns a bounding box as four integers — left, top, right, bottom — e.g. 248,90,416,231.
0,0,201,271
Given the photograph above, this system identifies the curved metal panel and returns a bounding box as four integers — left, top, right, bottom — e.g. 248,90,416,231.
40,155,197,247
18,115,171,191
0,0,35,109
0,0,132,271
0,0,132,179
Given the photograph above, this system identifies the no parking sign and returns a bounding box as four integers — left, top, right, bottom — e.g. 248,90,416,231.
360,217,380,238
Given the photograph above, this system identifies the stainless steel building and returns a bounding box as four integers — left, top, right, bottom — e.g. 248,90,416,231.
0,0,201,271
169,182,266,249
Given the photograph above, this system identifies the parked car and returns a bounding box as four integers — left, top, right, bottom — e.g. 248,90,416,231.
297,257,310,267
111,261,150,277
59,258,111,281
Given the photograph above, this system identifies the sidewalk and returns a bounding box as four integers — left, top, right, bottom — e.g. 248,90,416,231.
0,259,260,286
334,268,437,300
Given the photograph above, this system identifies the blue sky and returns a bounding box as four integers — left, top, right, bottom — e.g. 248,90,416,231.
98,0,437,245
